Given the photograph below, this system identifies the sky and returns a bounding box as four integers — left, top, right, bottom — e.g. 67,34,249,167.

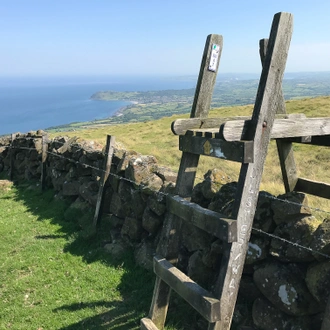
1,0,330,77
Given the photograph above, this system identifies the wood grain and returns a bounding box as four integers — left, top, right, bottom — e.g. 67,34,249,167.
167,195,237,242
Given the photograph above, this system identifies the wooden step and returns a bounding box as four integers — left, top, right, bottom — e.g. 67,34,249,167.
280,135,330,146
167,195,237,242
295,177,330,199
153,255,221,323
141,317,159,330
179,134,253,163
221,117,330,141
171,114,304,136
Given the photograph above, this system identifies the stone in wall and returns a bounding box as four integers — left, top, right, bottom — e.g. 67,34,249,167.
208,181,237,216
142,207,163,236
252,297,316,330
310,218,330,261
187,250,215,289
305,260,330,305
271,191,311,225
253,191,275,233
269,215,321,262
121,216,144,241
130,190,147,219
245,236,269,265
253,261,321,316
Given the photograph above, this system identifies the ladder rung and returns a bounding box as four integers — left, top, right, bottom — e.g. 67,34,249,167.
221,117,330,141
179,135,254,163
171,114,301,136
295,177,330,199
140,317,159,330
280,135,330,146
167,195,237,242
153,255,221,323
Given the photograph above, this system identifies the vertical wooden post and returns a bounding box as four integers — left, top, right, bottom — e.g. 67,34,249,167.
40,134,47,191
145,34,223,329
260,38,298,192
92,135,116,228
10,133,15,181
191,34,223,119
210,12,293,330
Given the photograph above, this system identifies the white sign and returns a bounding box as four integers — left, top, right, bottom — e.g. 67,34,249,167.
208,44,220,72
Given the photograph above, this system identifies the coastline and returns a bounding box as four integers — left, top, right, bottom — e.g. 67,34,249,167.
112,100,139,117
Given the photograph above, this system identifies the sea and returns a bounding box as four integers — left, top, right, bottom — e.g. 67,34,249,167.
0,75,197,136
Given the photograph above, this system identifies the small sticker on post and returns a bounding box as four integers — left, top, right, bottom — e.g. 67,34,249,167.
208,44,220,72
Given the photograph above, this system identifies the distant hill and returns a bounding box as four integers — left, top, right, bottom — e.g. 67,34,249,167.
48,72,330,132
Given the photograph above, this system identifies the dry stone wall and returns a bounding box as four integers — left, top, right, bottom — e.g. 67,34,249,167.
1,131,330,329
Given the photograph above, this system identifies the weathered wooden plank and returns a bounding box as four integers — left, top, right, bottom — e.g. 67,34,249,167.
140,318,159,330
190,34,223,119
154,256,221,323
171,116,250,135
172,114,301,136
167,195,237,242
179,135,254,163
92,135,115,228
40,135,47,191
209,13,294,330
294,177,330,199
221,117,330,141
260,38,298,194
280,135,330,146
10,133,15,181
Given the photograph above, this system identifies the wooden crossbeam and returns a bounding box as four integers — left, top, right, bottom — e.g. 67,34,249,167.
141,318,159,330
153,256,221,323
167,195,237,242
281,135,330,146
179,135,254,163
220,117,330,141
295,177,330,199
171,114,304,136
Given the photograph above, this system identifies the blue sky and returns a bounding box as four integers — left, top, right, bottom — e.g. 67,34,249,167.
1,0,330,77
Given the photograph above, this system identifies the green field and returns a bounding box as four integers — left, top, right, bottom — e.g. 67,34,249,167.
0,182,199,329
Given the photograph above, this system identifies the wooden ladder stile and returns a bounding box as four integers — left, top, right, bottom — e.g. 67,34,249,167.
141,12,294,330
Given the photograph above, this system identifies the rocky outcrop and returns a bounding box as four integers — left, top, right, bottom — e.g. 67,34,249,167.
1,131,330,329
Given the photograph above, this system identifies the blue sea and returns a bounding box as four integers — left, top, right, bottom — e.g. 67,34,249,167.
0,75,197,136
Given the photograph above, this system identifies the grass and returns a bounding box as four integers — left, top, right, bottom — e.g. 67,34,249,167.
49,96,330,216
0,180,200,329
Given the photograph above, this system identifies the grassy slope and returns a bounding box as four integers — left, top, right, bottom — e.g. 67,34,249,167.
50,96,330,214
0,184,154,329
0,182,197,329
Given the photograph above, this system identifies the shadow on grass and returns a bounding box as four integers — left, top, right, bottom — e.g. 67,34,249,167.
8,181,157,330
55,300,143,329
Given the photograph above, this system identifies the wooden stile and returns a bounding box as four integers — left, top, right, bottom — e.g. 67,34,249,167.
140,11,330,330
142,12,294,330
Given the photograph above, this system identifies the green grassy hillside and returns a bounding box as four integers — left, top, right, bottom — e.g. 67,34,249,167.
50,96,330,213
